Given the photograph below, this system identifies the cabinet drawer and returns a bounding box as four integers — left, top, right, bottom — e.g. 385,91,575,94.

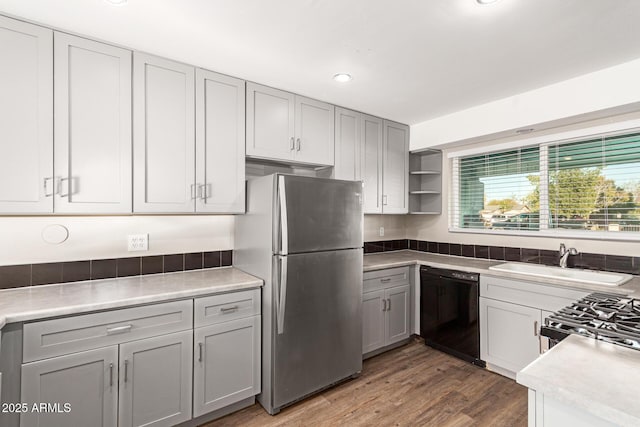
480,275,588,312
195,289,260,328
363,266,410,292
23,300,193,363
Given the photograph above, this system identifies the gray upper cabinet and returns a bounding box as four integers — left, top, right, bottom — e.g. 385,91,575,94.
361,114,383,214
0,16,53,213
54,33,132,213
246,83,295,161
334,107,361,181
133,53,196,213
196,69,245,213
382,120,409,214
294,95,335,165
246,83,334,167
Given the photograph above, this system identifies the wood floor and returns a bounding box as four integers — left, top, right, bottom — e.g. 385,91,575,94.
203,338,528,427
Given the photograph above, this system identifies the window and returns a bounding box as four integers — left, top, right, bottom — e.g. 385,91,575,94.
452,130,640,236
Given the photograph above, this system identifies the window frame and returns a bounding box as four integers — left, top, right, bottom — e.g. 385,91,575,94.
449,122,640,242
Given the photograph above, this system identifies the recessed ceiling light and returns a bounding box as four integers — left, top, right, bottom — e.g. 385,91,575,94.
477,0,499,4
333,73,352,83
105,0,127,5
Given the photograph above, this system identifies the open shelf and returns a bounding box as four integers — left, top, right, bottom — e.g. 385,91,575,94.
408,149,442,214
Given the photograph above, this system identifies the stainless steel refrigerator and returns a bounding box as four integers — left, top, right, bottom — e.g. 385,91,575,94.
235,174,363,415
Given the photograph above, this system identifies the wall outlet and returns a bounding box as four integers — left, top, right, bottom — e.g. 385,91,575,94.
127,234,149,251
379,227,385,237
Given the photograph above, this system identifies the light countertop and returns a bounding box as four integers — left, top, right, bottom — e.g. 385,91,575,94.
364,250,640,296
0,267,262,329
517,334,640,426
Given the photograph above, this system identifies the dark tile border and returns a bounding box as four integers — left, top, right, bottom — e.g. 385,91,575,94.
0,250,234,290
364,239,639,276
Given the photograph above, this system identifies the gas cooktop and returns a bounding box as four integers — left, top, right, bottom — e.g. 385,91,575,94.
540,293,640,351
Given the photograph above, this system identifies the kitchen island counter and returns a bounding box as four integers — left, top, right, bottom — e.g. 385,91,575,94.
517,334,640,426
0,267,262,329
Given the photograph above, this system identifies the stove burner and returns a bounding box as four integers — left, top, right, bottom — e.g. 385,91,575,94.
542,292,640,352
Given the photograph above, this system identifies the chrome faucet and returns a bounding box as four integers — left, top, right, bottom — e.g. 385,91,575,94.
559,243,578,268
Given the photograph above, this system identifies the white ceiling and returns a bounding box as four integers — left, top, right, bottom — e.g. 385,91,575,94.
2,0,640,125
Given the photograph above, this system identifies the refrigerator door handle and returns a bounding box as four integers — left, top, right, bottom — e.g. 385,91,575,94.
276,255,288,334
278,175,289,255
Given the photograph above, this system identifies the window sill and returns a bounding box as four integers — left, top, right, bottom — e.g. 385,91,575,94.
448,227,640,242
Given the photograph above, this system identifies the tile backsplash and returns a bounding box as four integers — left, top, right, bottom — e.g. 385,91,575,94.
365,239,640,275
0,250,233,290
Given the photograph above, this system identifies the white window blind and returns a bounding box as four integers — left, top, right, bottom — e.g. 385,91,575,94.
451,130,640,236
454,147,540,230
547,132,640,233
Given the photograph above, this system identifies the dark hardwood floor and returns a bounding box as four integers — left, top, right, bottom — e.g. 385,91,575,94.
203,338,528,426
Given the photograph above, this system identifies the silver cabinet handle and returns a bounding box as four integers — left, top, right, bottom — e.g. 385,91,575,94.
381,278,391,283
199,184,209,200
59,177,70,197
533,320,539,337
383,195,388,206
387,298,391,311
124,359,129,383
290,137,295,150
109,363,114,387
382,299,387,311
106,324,132,335
44,177,55,197
191,183,197,200
220,305,239,313
198,342,203,362
296,138,301,152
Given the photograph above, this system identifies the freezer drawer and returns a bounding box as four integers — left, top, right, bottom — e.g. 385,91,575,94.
275,174,363,254
271,248,363,410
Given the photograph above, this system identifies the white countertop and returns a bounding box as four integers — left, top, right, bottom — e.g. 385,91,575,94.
0,267,262,329
517,334,640,426
364,250,640,296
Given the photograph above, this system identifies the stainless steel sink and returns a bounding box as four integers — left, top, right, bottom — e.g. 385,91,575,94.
488,262,632,286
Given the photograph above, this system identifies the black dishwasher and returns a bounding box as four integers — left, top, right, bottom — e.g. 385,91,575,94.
420,266,485,367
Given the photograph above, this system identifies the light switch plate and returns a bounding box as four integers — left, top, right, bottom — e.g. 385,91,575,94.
127,234,149,251
379,227,385,237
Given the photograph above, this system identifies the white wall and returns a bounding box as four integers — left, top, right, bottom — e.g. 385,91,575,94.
0,216,234,266
364,215,406,241
410,58,640,150
407,113,640,257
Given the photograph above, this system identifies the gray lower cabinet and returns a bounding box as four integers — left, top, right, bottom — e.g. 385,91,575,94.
21,346,118,427
479,275,589,379
193,289,261,417
479,297,542,375
193,316,260,416
118,330,193,427
362,283,411,356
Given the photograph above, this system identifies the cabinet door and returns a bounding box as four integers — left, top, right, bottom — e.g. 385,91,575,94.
334,107,361,181
0,16,53,213
361,114,383,214
382,120,409,214
480,297,541,375
193,316,260,417
133,53,195,213
21,346,118,427
118,330,192,427
246,82,295,161
54,33,132,213
363,289,386,354
386,284,411,345
293,95,334,166
195,69,245,213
